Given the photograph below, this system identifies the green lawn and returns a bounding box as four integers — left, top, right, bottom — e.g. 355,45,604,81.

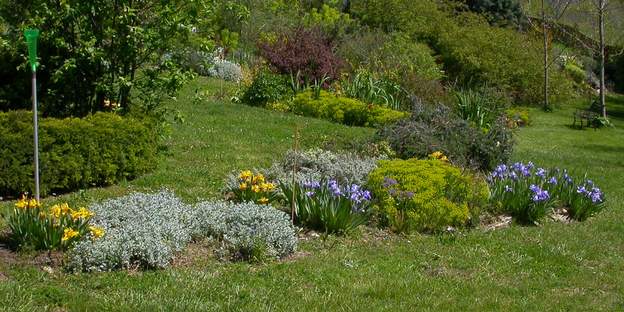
1,80,623,311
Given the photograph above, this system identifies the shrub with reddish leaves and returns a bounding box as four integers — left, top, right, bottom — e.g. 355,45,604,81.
258,27,343,84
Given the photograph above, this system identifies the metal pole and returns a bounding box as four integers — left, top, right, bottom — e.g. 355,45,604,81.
32,70,40,201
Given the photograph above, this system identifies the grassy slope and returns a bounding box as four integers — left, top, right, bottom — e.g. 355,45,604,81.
1,80,623,311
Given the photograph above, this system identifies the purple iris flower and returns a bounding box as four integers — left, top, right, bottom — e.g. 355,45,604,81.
536,168,546,178
529,184,540,193
589,187,603,203
305,191,315,197
304,181,321,189
548,176,557,185
509,171,518,181
328,180,341,196
577,185,588,195
532,189,550,202
527,161,535,169
504,185,513,192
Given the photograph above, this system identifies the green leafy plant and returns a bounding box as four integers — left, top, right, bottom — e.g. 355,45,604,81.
241,70,293,107
367,158,489,233
0,0,208,117
7,197,104,250
340,69,406,110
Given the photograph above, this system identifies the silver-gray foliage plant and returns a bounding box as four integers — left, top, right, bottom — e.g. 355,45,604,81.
267,148,380,186
67,191,195,272
68,191,297,272
193,201,297,260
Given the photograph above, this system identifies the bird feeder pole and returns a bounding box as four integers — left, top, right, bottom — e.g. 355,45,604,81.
25,28,40,201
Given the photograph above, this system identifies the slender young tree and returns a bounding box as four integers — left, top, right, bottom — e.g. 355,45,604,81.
524,0,573,111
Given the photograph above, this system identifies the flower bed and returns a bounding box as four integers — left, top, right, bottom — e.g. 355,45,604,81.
488,162,605,223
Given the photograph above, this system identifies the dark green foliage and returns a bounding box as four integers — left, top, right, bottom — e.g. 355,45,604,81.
0,0,205,117
378,102,513,171
351,0,576,105
466,0,524,27
0,111,158,197
241,70,293,107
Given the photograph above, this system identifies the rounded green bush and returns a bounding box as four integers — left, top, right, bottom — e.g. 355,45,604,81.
367,158,489,233
241,70,293,107
291,90,408,127
0,111,158,196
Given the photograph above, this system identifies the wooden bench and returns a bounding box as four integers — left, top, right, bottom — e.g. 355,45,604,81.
572,109,598,129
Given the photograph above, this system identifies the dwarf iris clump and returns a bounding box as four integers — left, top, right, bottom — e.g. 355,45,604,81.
488,162,605,223
281,179,372,234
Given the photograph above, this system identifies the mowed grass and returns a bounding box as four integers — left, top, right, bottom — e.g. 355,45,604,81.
1,81,623,311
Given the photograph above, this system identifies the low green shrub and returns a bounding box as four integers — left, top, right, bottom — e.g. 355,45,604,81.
368,158,489,233
0,111,158,197
241,70,293,107
290,90,408,127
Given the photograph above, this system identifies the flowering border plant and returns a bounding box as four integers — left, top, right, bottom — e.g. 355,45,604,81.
7,196,104,250
489,162,605,223
229,170,278,205
280,179,372,234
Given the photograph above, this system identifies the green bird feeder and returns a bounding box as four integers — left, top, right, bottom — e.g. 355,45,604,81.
24,28,41,200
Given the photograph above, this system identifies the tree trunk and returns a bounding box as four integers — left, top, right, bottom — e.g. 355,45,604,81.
598,0,607,118
342,0,351,13
542,0,550,111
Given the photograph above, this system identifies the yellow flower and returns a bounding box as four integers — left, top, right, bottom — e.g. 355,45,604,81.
27,198,40,209
261,182,275,192
71,207,94,220
258,197,269,205
89,226,105,239
252,185,261,193
50,204,62,218
62,228,80,242
239,170,253,181
252,174,265,184
15,197,28,209
239,182,248,190
60,203,72,214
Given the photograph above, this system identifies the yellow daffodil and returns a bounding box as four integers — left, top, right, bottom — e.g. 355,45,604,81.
239,182,248,190
60,203,72,214
15,197,28,209
252,174,265,184
239,170,253,181
71,207,94,220
50,204,62,218
258,197,269,205
27,198,40,209
252,185,261,193
61,228,80,242
89,226,105,239
261,182,275,192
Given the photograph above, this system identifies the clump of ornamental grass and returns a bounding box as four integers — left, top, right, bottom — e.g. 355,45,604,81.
488,162,605,223
6,196,103,251
280,179,372,234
